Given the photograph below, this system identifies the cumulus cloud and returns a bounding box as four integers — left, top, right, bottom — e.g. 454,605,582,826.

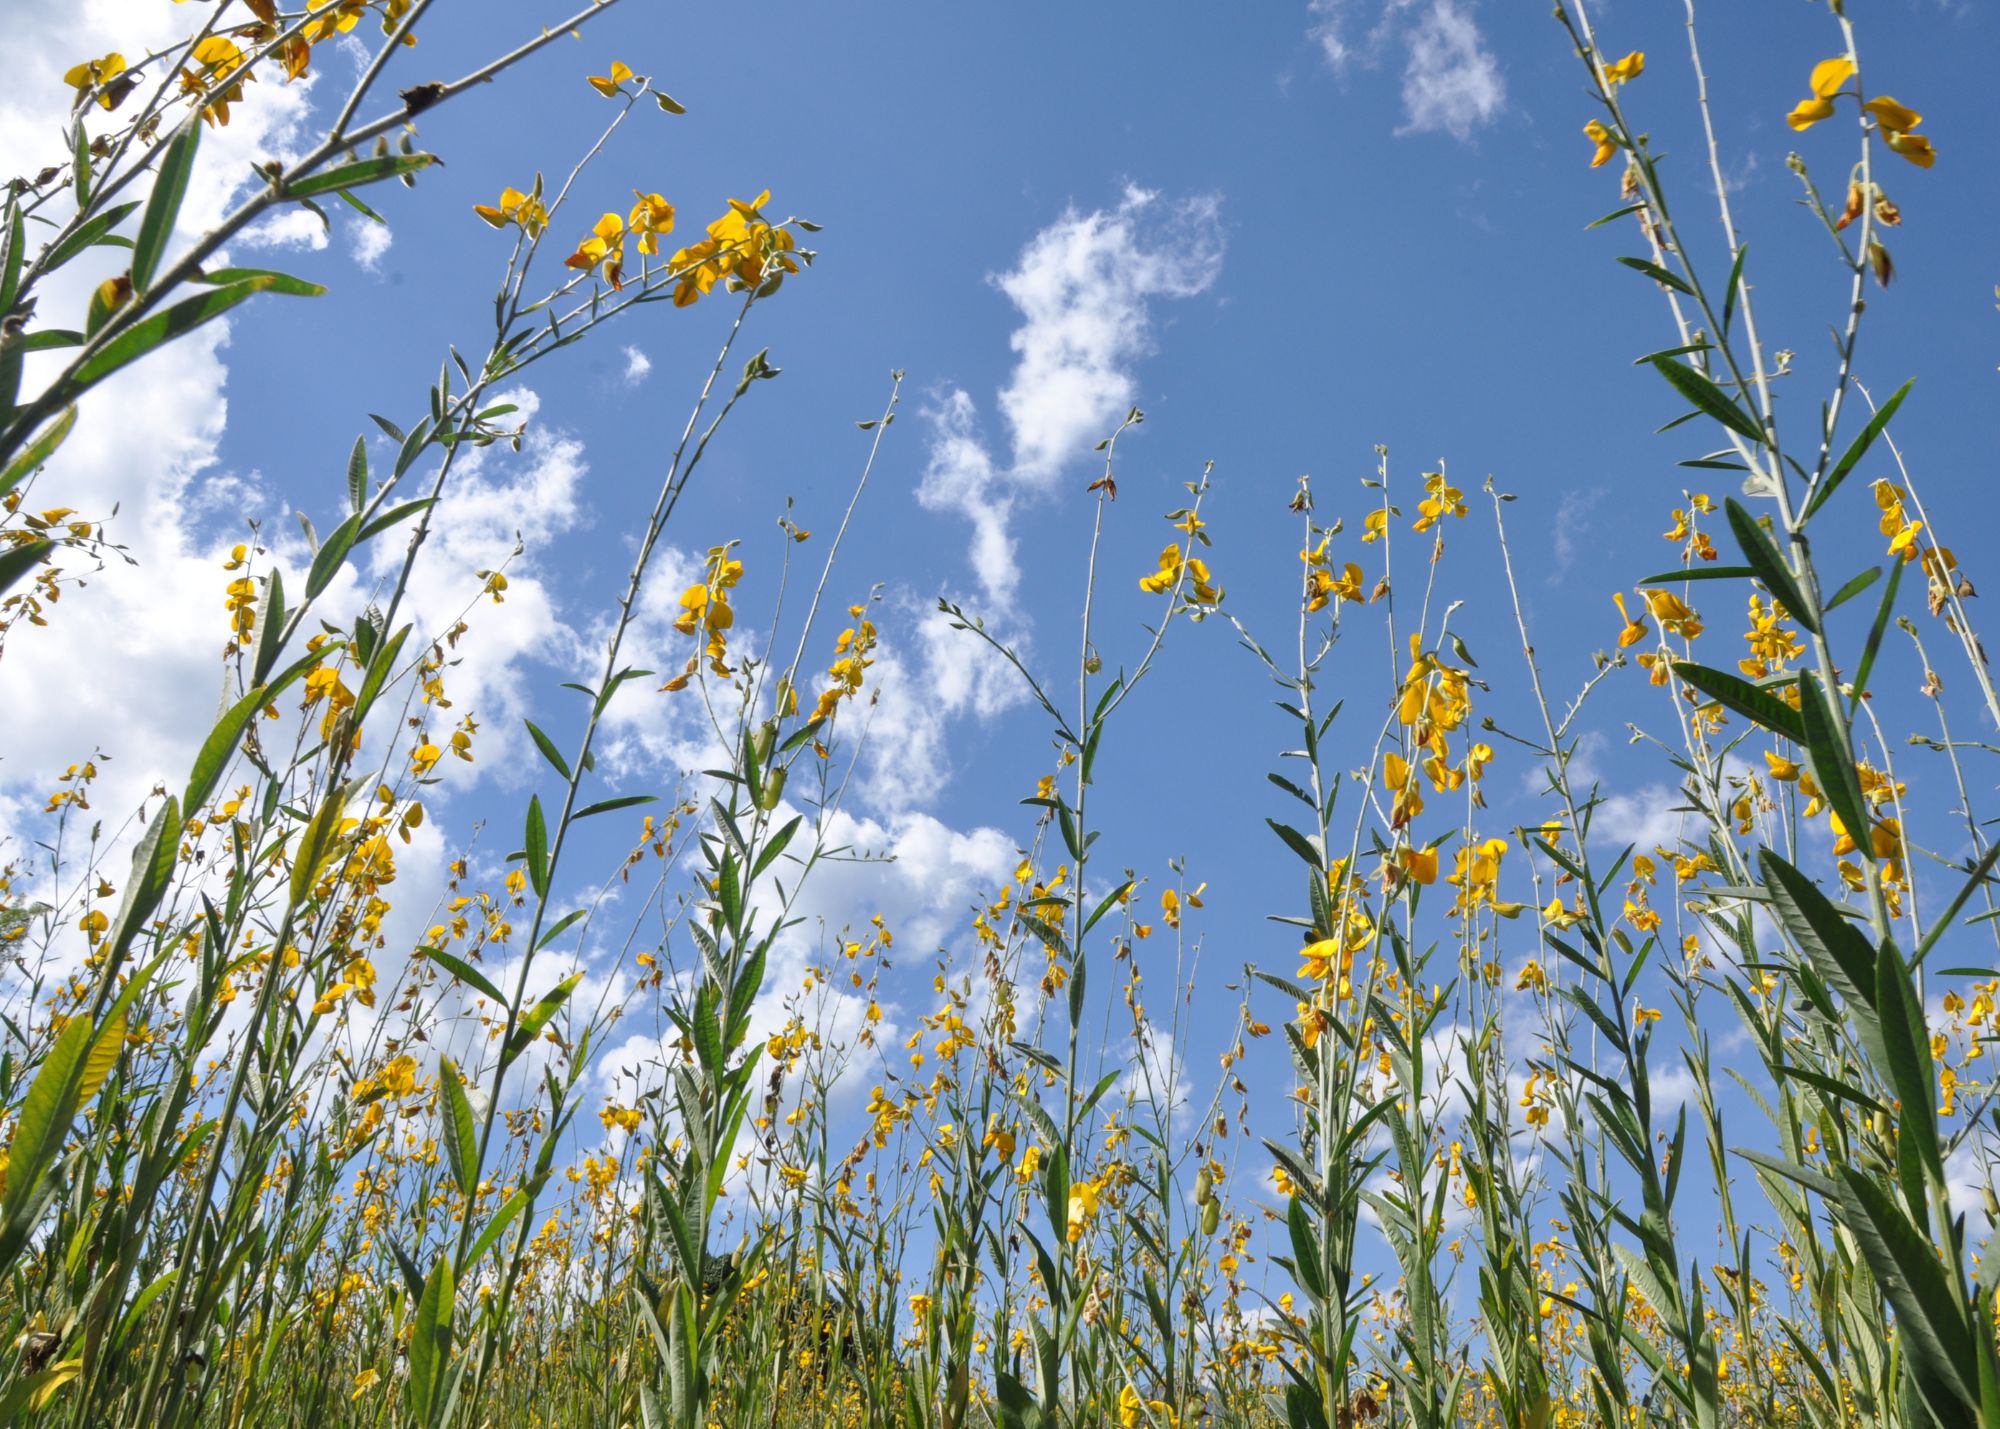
1308,0,1506,140
621,345,653,385
919,184,1224,612
350,216,394,270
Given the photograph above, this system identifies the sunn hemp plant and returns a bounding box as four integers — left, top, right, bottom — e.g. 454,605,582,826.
0,0,1996,1427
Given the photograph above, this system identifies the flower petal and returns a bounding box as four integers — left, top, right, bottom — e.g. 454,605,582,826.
1809,57,1856,99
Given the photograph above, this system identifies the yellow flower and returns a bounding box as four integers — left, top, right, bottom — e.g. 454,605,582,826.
565,212,627,284
473,186,547,236
1583,118,1617,168
1398,845,1438,887
181,36,253,127
1066,1177,1103,1240
1602,51,1644,85
63,52,127,110
1613,592,1649,648
586,60,634,97
628,192,677,254
1863,96,1922,132
1120,1384,1179,1429
1787,58,1853,131
1882,128,1936,169
1809,57,1856,100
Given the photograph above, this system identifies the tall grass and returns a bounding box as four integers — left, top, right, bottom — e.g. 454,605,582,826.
1,0,1995,1426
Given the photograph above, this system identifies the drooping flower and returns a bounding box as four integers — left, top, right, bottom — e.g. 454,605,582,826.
1583,118,1618,168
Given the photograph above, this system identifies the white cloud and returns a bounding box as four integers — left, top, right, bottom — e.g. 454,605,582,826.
1398,1,1506,139
869,186,1222,808
919,184,1224,613
243,207,331,253
350,216,394,270
1594,783,1688,855
1307,0,1505,140
621,345,653,386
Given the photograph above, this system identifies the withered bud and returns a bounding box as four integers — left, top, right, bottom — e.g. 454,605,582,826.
1867,237,1894,288
1874,193,1902,227
1834,182,1864,232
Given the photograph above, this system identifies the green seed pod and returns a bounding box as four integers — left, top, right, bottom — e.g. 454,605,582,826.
751,719,777,764
1199,1198,1221,1237
756,767,786,812
1194,1167,1214,1206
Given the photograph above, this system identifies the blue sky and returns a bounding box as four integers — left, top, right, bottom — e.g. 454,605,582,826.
4,0,1998,1285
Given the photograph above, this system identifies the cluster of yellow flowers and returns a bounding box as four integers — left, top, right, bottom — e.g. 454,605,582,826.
662,544,745,689
1786,58,1935,168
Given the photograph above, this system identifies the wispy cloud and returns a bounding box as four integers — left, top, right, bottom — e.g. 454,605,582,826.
620,345,652,386
918,184,1224,613
1309,0,1506,140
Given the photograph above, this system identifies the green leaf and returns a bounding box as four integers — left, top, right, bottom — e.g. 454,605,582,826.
438,1056,479,1193
96,796,180,974
1824,565,1881,612
463,1189,528,1273
357,496,435,544
1849,555,1905,710
0,406,78,501
1,1013,93,1224
288,152,433,199
69,275,321,393
573,794,657,822
252,568,287,684
1267,819,1324,873
1831,1167,1978,1418
1757,848,1887,1066
1669,662,1804,745
506,971,583,1065
1617,256,1694,295
345,434,368,513
1807,378,1912,521
1636,565,1755,586
183,683,267,817
192,266,327,295
0,539,51,598
42,201,140,273
1873,939,1945,1192
133,122,198,290
290,785,351,907
535,909,587,952
1796,671,1870,864
1650,357,1767,447
524,796,550,900
305,511,362,600
1722,243,1749,337
405,1254,455,1424
423,946,506,1005
524,722,571,782
1724,499,1818,634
